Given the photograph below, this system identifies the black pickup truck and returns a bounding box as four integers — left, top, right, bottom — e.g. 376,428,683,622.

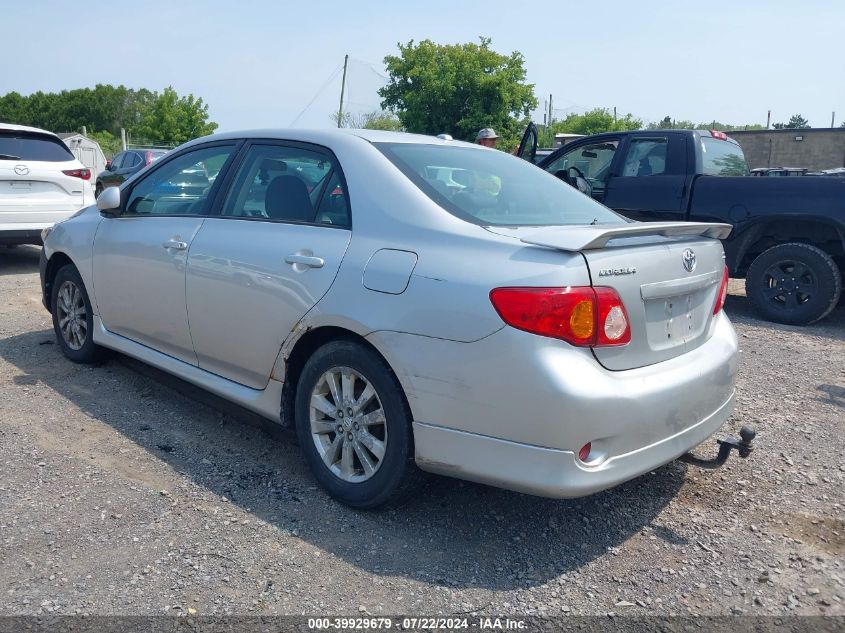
518,126,845,325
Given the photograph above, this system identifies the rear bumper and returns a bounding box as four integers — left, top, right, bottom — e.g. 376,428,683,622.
371,311,738,498
413,390,734,498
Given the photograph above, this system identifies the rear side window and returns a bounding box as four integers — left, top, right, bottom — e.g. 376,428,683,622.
0,131,74,162
621,137,668,177
700,138,749,176
221,144,349,227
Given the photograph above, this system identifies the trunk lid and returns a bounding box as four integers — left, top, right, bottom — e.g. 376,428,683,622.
494,221,731,371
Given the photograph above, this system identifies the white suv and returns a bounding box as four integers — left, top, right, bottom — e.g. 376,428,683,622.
1,123,94,245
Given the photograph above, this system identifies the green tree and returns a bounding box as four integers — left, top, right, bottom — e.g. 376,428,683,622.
87,130,121,158
331,110,403,131
787,114,810,129
647,116,695,129
552,108,642,135
773,115,810,130
0,85,217,146
132,87,217,145
379,37,537,146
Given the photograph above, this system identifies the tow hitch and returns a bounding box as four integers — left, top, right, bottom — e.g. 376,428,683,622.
679,425,756,470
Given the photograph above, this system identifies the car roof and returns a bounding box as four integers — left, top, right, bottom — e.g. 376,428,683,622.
0,122,61,137
181,128,478,150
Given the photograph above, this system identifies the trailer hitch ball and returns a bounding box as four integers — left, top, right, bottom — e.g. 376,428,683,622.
680,425,757,470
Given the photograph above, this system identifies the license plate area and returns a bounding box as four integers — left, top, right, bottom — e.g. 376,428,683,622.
647,294,694,350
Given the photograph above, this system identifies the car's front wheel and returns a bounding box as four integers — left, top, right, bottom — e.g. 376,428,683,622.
295,339,422,509
51,265,108,364
746,242,842,325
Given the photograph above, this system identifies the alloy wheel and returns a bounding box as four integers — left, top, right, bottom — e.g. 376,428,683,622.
56,280,88,350
309,366,387,483
761,259,817,309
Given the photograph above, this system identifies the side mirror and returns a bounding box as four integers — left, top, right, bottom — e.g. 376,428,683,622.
96,186,121,215
105,160,114,171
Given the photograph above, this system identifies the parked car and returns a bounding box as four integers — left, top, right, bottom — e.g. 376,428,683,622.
40,129,740,508
517,125,845,325
95,148,168,198
0,123,94,246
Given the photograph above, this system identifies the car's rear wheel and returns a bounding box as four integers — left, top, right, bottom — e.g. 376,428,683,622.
51,265,108,364
746,242,841,325
294,339,422,509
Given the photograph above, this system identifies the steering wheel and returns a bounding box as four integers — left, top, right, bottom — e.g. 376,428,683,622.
565,166,593,197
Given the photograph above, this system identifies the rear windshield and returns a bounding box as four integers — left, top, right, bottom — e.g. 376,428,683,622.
700,137,749,176
0,131,74,162
375,142,624,227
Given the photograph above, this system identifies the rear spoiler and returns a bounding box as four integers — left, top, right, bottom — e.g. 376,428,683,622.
520,222,732,252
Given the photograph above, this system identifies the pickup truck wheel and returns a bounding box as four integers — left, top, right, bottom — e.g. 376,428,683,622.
746,243,841,325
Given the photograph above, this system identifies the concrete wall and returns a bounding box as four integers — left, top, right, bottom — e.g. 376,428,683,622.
728,128,845,171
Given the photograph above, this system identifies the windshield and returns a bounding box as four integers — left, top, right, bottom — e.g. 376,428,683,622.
375,142,625,227
0,131,74,162
700,137,749,176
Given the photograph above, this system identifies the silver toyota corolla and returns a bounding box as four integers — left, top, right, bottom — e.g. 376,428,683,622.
39,129,738,508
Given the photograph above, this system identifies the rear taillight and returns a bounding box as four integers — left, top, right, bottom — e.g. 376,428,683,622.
489,286,631,347
713,265,729,315
62,168,91,180
709,130,728,140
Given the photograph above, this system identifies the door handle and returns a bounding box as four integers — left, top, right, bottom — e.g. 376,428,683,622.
162,239,188,251
285,254,325,268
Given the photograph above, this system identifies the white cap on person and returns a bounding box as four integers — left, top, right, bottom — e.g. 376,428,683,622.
475,128,499,141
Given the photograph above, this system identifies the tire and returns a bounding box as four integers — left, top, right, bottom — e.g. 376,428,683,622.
94,183,103,199
51,265,108,364
746,242,842,325
294,339,422,509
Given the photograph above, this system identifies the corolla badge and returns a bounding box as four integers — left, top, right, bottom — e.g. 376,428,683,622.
14,165,29,176
598,267,637,277
682,248,697,273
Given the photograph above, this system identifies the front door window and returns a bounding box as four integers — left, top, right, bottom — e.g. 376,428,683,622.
124,145,235,216
544,140,619,196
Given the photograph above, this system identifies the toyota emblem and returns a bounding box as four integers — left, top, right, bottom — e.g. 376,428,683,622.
682,248,697,273
14,165,29,176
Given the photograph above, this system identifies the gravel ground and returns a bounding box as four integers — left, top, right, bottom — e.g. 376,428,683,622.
1,244,843,617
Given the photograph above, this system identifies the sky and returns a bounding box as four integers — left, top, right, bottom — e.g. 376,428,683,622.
4,0,844,132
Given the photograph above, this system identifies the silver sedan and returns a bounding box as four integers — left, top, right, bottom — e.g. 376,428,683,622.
39,129,738,508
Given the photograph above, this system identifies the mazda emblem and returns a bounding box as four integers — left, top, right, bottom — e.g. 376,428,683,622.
14,165,29,176
682,248,697,273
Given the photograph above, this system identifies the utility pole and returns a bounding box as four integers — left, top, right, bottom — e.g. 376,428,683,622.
120,127,127,151
832,112,836,128
543,99,547,127
548,94,553,127
613,106,617,123
766,110,771,130
337,54,349,129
